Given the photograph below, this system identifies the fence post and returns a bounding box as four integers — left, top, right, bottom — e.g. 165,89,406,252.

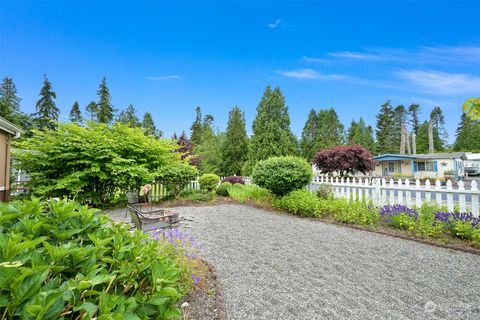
397,179,403,205
340,177,345,198
458,180,466,213
415,179,422,208
405,179,412,207
346,177,350,202
435,180,442,207
446,180,454,212
355,178,360,202
364,178,370,204
389,178,395,204
425,179,431,204
471,180,479,217
381,178,387,206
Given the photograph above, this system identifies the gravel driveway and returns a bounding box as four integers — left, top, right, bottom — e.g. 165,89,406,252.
109,204,480,319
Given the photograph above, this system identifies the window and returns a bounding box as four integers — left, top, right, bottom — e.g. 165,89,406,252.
416,161,434,171
388,162,395,173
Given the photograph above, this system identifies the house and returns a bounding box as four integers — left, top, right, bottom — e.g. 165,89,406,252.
373,152,467,180
464,153,480,176
0,117,24,201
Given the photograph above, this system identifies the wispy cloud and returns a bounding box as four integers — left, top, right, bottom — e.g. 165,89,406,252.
268,19,282,29
145,75,181,81
301,56,334,64
328,51,387,61
278,68,347,80
397,70,480,95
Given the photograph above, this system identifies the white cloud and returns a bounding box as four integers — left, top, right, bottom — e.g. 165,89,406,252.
268,19,282,29
397,70,480,95
145,75,181,81
301,56,334,64
328,51,387,61
278,68,347,80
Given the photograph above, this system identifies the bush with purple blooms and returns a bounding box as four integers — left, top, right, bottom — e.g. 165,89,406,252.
380,205,418,230
434,211,480,240
221,176,245,185
152,227,206,290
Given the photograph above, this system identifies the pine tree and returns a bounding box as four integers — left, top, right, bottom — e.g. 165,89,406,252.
416,121,443,153
0,77,21,120
408,103,421,134
69,101,83,124
142,112,161,138
190,106,203,146
347,117,376,153
86,101,98,121
96,77,114,123
117,104,140,127
315,108,344,150
375,101,397,154
221,106,249,175
300,109,318,161
453,113,480,152
244,86,297,174
34,75,59,131
392,104,407,151
430,106,448,147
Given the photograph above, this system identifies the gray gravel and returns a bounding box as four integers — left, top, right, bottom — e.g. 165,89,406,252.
107,204,480,320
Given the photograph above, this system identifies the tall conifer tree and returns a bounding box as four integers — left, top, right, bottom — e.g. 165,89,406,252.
315,108,344,150
0,77,21,120
117,104,140,127
190,106,203,146
221,106,249,175
69,101,83,124
96,77,114,123
300,109,318,161
375,101,397,154
408,103,421,134
142,112,161,138
453,113,480,152
34,75,59,131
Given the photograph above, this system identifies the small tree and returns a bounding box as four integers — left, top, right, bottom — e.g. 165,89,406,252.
69,101,83,124
313,145,375,176
156,163,198,198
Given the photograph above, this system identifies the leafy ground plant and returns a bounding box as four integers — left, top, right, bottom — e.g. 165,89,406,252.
272,189,321,217
226,184,272,204
380,205,418,230
0,198,196,319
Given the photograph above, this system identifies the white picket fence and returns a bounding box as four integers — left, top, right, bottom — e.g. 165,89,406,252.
307,175,480,216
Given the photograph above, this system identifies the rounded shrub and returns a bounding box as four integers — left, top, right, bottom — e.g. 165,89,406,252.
251,156,312,196
199,173,220,192
216,182,232,196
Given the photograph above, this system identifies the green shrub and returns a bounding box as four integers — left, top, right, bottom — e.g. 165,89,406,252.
273,189,321,217
415,203,444,238
227,184,272,203
328,199,378,225
252,156,312,196
14,122,180,206
187,191,214,202
216,182,232,196
0,198,192,319
199,173,220,192
157,163,198,198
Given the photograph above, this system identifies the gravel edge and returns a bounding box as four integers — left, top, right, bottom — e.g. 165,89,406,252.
200,258,226,320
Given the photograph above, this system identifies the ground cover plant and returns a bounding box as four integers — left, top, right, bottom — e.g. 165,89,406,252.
226,183,272,205
0,198,200,319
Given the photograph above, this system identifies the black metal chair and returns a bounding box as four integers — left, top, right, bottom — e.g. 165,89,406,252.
127,204,180,232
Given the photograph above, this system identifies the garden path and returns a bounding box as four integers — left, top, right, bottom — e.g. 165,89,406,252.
108,204,480,320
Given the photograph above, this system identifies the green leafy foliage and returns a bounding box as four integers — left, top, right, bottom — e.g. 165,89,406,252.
272,189,322,217
216,182,231,196
453,113,480,152
198,173,220,192
462,97,480,121
157,163,198,198
220,106,249,175
252,156,312,196
225,184,272,204
0,198,190,319
14,122,179,206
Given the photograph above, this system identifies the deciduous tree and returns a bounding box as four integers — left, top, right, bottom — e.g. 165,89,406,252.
313,145,375,175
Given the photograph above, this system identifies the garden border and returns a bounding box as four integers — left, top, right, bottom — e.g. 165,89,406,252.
200,257,226,320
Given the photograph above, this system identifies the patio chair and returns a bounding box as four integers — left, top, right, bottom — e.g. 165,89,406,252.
127,204,180,232
124,190,153,217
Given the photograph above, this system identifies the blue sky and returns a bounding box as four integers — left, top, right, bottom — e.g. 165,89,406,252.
1,1,479,143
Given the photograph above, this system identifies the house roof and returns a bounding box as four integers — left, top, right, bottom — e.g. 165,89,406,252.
374,152,467,161
0,116,24,138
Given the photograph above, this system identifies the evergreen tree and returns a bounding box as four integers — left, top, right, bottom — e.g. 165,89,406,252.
453,113,480,152
430,106,448,146
315,108,344,151
69,101,83,124
408,103,421,134
300,109,318,161
392,104,407,152
117,104,140,127
416,121,444,153
244,86,297,174
0,77,21,120
347,117,376,153
69,101,83,123
86,101,98,121
142,112,161,138
96,77,114,123
34,75,59,131
221,106,249,175
190,106,203,146
375,101,397,154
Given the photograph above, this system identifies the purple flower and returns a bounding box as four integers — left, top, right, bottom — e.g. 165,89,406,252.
434,211,479,228
379,205,418,222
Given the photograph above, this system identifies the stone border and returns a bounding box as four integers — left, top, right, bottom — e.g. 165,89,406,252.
200,258,226,320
